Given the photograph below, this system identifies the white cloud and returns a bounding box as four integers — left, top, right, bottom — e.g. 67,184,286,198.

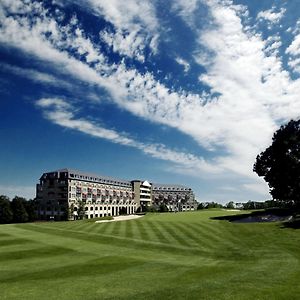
100,29,148,62
286,34,300,73
2,0,300,202
257,7,286,24
36,97,220,174
73,0,159,60
172,0,199,27
243,180,270,196
0,63,73,89
287,35,300,56
0,185,35,199
175,57,190,73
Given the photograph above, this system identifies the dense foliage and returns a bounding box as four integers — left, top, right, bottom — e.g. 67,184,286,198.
0,195,36,224
254,119,300,207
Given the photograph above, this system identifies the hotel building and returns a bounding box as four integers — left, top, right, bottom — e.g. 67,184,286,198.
152,184,197,212
36,168,197,220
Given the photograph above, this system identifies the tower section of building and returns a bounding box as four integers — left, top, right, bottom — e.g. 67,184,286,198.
132,180,152,212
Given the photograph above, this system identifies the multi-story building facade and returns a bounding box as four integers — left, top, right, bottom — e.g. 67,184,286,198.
36,168,197,220
152,184,198,212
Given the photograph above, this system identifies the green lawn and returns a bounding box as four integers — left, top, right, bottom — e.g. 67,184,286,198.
1,210,300,300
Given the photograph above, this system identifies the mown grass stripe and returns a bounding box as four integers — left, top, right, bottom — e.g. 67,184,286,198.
145,221,174,244
2,210,300,300
110,220,122,236
158,221,191,247
171,222,204,246
20,223,206,257
134,220,151,241
124,220,134,239
183,222,228,250
93,223,112,235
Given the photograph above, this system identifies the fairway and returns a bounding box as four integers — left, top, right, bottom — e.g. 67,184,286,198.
1,210,300,300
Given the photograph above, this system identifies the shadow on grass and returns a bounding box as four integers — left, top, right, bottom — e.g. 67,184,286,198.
211,209,294,224
281,217,300,229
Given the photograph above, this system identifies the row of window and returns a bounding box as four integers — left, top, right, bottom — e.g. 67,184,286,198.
81,205,134,211
69,183,131,192
69,173,131,187
69,194,133,201
153,187,192,191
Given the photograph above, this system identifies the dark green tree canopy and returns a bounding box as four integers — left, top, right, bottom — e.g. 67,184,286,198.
11,196,29,223
254,119,300,204
0,195,13,224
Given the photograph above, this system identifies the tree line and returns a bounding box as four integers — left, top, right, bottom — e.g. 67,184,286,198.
197,199,288,210
0,195,37,224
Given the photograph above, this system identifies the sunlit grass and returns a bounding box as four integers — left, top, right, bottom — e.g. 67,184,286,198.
0,210,300,300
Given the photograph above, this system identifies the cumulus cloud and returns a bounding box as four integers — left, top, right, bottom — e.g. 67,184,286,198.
72,0,159,60
257,6,286,24
286,33,300,73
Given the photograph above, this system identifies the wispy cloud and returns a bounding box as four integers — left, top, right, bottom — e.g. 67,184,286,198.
2,0,300,201
0,63,73,89
36,97,220,174
0,185,35,199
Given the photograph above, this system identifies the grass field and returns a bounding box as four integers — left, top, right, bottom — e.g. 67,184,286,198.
1,210,300,300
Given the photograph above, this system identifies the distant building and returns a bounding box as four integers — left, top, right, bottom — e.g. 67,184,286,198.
152,184,197,212
36,168,197,220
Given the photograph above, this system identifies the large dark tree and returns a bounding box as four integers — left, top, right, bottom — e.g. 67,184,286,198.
0,195,13,224
254,120,300,207
23,199,37,222
11,196,29,223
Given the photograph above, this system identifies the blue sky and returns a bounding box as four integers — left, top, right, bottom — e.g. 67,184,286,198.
1,0,300,203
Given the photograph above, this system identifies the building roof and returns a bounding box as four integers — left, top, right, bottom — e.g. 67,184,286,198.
45,168,131,185
141,180,151,187
152,183,191,191
40,169,193,191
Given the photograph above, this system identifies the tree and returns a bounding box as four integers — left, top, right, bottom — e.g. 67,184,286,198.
11,196,29,223
254,119,300,208
23,199,37,222
77,201,86,220
226,201,235,209
0,195,13,224
197,203,205,210
158,203,168,212
68,203,75,220
205,202,223,209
